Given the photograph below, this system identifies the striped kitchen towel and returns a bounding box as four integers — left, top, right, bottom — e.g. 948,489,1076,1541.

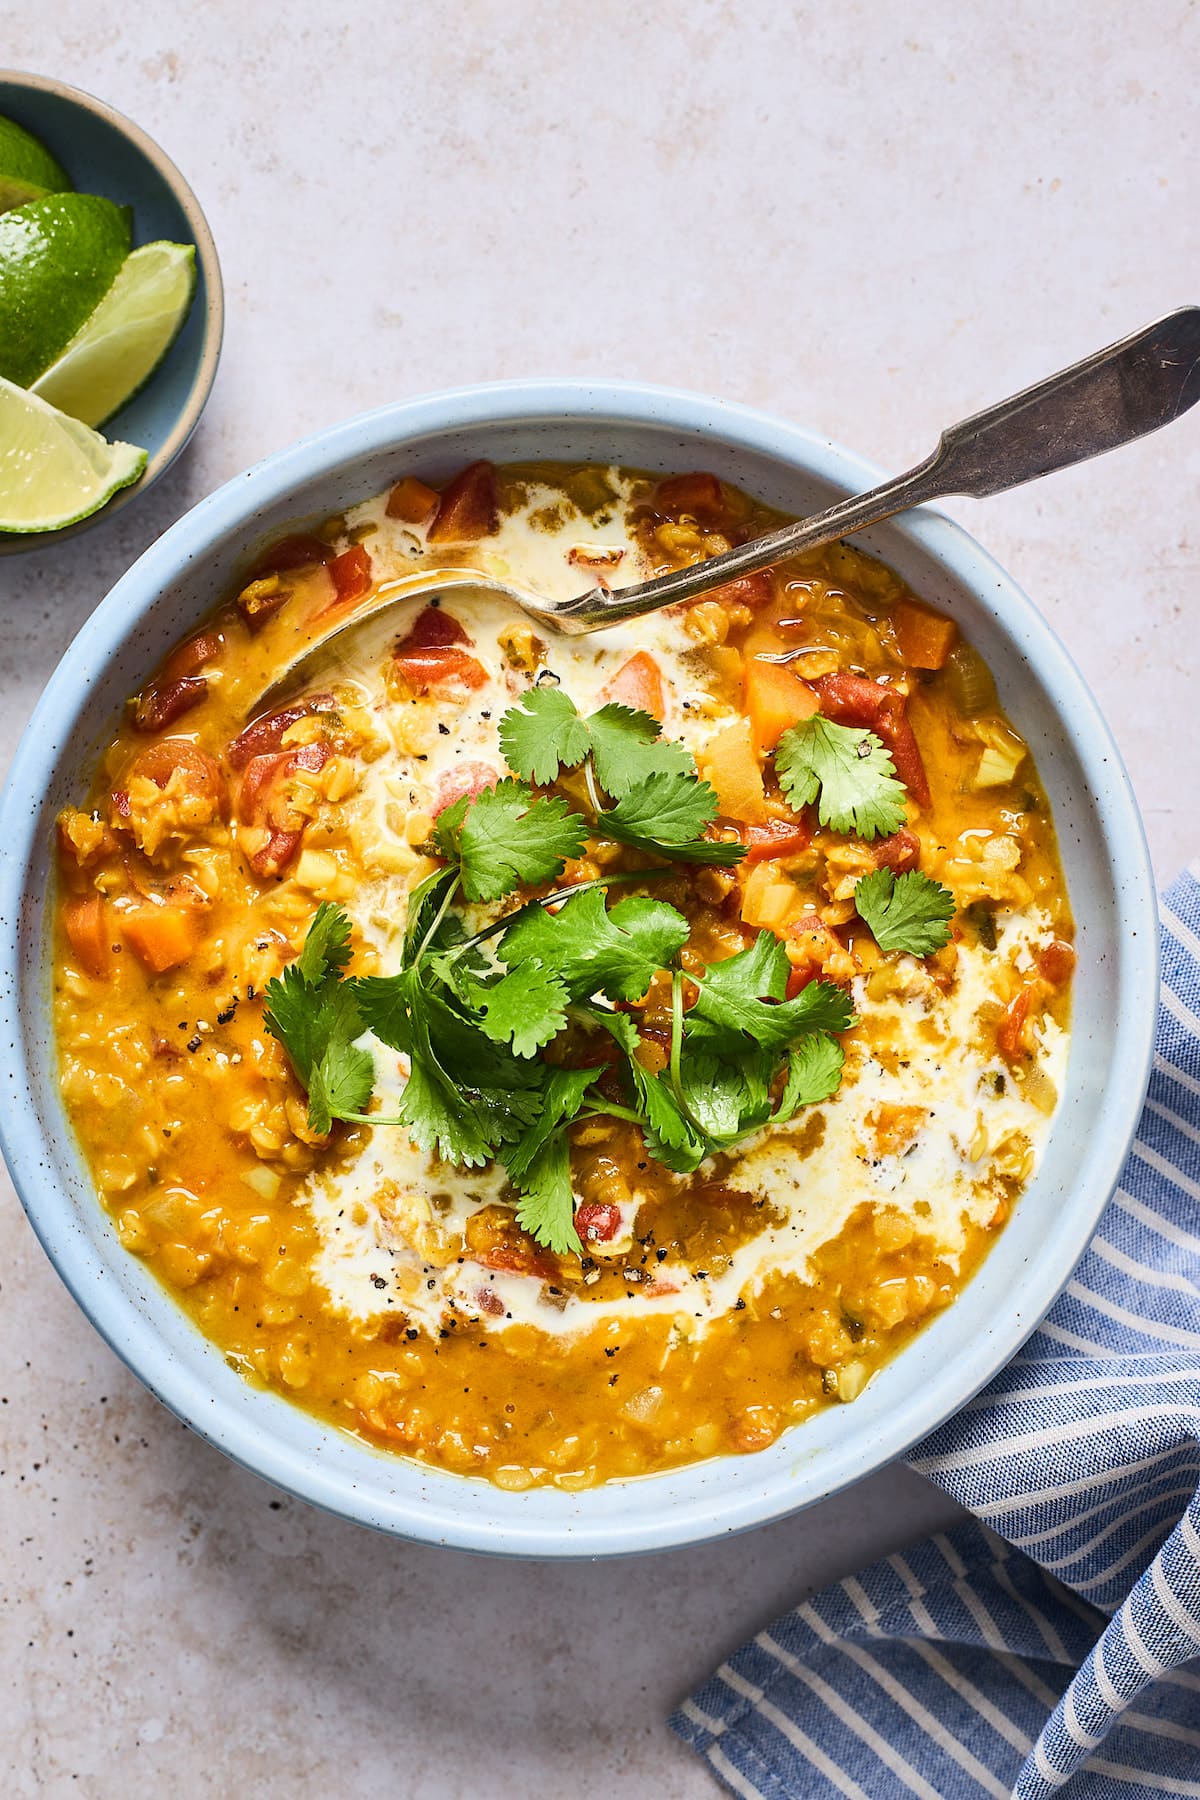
672,866,1200,1799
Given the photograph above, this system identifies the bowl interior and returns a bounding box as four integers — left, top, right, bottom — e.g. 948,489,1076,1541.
0,387,1158,1555
0,72,222,554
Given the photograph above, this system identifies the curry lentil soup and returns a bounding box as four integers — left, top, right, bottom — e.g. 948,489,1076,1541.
53,459,1074,1488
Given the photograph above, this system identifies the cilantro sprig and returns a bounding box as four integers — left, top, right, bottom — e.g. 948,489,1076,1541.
259,693,862,1259
776,714,907,840
854,867,956,957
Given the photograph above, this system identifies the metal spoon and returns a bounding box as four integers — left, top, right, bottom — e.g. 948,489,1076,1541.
254,305,1200,709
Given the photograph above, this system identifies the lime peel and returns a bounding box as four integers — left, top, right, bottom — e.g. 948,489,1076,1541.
32,240,198,427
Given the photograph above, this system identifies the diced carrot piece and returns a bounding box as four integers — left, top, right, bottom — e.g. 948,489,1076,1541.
122,904,202,974
1038,940,1077,986
742,816,811,862
598,651,666,721
386,476,440,525
700,718,767,824
655,471,724,517
327,544,373,608
427,462,498,542
250,534,334,579
893,601,957,671
997,986,1035,1061
744,657,819,752
64,893,109,979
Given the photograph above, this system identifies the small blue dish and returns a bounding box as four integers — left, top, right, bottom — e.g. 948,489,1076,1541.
0,70,223,554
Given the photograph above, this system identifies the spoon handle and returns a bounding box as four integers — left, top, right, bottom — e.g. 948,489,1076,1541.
539,306,1200,636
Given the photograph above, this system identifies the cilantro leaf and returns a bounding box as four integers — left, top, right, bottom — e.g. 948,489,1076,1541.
395,1055,494,1166
774,1033,845,1122
502,1065,595,1256
444,779,589,902
626,1059,710,1173
499,888,689,1002
776,715,907,840
587,703,694,799
512,1135,582,1257
402,866,460,963
687,934,854,1051
460,960,570,1057
263,909,377,1133
502,1067,595,1183
296,900,354,984
854,867,956,957
307,1030,376,1136
677,1046,774,1144
498,687,592,784
602,773,743,865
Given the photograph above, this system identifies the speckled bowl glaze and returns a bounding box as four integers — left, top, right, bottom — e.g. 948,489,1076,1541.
0,70,223,553
0,382,1158,1556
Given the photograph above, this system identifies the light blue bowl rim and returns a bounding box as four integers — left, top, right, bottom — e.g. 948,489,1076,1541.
0,378,1159,1556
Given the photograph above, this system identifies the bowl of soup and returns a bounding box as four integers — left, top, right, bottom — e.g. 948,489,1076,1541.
0,381,1157,1554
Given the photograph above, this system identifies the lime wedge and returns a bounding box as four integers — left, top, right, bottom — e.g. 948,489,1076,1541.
31,240,197,427
0,375,147,533
0,193,131,388
0,115,70,214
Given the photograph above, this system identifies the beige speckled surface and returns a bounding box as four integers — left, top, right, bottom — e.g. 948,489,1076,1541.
1,3,1197,1794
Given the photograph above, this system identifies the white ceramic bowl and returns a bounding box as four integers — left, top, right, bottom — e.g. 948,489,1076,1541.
0,381,1158,1556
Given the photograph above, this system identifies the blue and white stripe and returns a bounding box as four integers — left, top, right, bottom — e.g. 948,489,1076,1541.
672,867,1200,1798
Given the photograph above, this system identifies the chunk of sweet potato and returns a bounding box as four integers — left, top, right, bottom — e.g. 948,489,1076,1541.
386,476,440,525
893,601,957,671
63,893,109,979
122,903,203,974
744,656,819,751
598,651,666,722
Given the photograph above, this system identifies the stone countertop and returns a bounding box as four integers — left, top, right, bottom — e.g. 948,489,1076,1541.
1,4,1196,1794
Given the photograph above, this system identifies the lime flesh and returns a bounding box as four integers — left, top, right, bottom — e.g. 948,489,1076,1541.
0,115,71,214
0,193,131,388
32,240,198,427
0,375,147,533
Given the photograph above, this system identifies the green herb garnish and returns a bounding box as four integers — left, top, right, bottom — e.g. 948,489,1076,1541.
776,714,907,840
262,696,855,1255
854,867,956,956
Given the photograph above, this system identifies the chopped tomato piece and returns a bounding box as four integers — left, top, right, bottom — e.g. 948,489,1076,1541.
237,743,328,878
871,828,921,873
785,963,817,1001
464,1203,557,1278
426,461,498,542
654,471,724,518
432,763,499,816
742,816,811,863
894,600,957,671
63,893,109,979
598,651,666,721
385,476,440,525
575,1201,622,1244
162,630,223,683
121,740,226,811
710,568,775,610
122,903,203,974
744,656,819,752
131,676,208,733
393,646,487,695
997,986,1035,1061
326,544,373,609
395,607,472,652
227,695,335,770
786,911,844,984
1038,940,1077,986
250,534,334,579
813,672,931,808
